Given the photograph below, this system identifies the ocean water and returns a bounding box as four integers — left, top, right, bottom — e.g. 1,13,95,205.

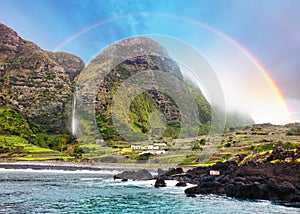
0,169,299,214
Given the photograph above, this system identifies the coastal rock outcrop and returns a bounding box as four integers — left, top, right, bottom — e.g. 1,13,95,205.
157,167,184,177
184,161,300,202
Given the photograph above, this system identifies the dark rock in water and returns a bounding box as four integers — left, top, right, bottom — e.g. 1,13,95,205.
121,179,128,182
114,169,153,180
184,186,198,195
175,181,187,187
155,178,166,188
186,194,197,198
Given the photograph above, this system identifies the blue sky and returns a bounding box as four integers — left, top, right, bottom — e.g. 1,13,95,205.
1,0,299,124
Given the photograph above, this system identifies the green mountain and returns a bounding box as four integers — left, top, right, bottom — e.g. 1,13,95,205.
0,23,84,133
0,23,255,162
76,37,212,142
0,23,85,160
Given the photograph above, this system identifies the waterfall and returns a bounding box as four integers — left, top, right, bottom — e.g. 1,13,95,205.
72,88,77,135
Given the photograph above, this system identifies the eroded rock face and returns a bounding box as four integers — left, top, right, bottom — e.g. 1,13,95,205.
0,23,84,132
47,51,84,82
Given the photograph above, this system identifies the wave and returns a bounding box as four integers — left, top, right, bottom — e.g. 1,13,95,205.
0,168,122,175
108,179,197,189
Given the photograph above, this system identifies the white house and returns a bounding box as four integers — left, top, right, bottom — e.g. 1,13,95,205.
130,145,159,151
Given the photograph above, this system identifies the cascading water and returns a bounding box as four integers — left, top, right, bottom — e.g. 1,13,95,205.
71,87,77,135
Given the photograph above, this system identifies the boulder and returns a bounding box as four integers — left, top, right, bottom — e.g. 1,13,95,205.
184,186,198,195
114,169,153,180
154,178,166,188
160,167,184,176
175,181,187,187
186,194,197,198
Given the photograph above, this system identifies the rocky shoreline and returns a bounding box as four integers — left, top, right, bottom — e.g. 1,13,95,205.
183,161,300,203
0,161,170,172
1,160,299,204
114,161,300,203
0,163,103,172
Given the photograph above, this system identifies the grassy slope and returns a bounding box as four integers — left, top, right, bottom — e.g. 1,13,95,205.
75,123,299,166
181,124,300,166
0,135,74,161
1,119,299,165
0,107,81,161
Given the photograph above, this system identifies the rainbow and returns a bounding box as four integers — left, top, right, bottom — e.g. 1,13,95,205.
53,13,292,122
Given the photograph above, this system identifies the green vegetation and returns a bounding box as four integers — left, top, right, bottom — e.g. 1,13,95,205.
179,154,200,165
287,128,300,136
129,92,157,133
94,78,212,142
1,28,299,167
0,107,83,161
0,107,36,141
185,161,216,167
176,123,300,166
0,23,85,139
1,104,299,166
162,121,181,139
82,38,213,144
136,152,154,161
192,139,205,151
0,135,75,161
96,114,121,141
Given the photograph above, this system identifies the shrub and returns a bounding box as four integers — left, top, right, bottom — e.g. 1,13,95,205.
179,154,199,165
137,152,154,160
224,142,231,148
192,139,203,151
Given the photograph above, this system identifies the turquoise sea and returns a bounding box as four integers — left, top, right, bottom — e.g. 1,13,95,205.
0,169,299,214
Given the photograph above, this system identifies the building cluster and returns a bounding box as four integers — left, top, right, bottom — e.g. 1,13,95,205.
130,143,167,155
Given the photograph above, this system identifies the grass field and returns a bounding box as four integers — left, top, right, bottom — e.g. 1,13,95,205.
0,135,75,161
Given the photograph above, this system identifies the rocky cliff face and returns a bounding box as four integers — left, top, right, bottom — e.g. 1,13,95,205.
0,23,84,133
76,37,211,141
0,23,253,140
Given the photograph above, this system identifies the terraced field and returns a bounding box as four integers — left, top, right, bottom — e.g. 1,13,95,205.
0,135,75,161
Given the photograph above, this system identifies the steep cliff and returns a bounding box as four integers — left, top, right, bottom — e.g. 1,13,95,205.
76,37,212,141
0,23,84,133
